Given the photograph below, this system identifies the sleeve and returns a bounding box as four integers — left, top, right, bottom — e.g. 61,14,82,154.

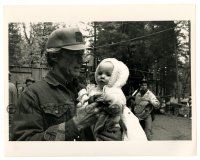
11,88,80,141
94,114,123,141
95,128,123,141
44,120,80,141
149,91,160,109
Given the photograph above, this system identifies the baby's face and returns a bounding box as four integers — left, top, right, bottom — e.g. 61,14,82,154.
96,62,113,89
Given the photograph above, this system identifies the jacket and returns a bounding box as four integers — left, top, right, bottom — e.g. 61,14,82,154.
134,90,160,109
11,71,93,141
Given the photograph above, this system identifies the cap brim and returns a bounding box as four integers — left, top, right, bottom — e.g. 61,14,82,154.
62,44,86,50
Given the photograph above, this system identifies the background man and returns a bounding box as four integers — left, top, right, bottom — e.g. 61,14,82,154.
9,72,18,140
25,78,35,87
9,72,17,107
132,78,160,140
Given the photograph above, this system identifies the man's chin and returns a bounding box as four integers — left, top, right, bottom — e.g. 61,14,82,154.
72,72,80,78
62,71,80,80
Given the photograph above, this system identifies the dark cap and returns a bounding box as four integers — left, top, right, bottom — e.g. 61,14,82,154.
140,77,148,84
46,27,86,52
26,78,35,84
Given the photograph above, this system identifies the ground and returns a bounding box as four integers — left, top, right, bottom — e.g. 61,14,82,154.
151,114,192,140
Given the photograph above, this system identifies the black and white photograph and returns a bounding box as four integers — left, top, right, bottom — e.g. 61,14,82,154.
4,4,196,156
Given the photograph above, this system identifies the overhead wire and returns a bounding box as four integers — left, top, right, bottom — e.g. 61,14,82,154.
87,27,175,49
85,27,175,77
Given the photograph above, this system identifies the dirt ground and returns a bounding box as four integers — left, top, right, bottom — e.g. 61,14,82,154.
151,114,192,140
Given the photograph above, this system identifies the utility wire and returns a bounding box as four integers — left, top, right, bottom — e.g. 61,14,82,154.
88,27,174,49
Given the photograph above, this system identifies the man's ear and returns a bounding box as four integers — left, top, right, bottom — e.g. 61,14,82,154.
51,53,59,62
46,52,59,66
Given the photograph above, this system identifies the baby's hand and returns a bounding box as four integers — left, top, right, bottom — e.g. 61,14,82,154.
89,92,103,103
95,94,105,103
77,89,87,100
77,89,89,108
77,95,89,108
107,104,122,115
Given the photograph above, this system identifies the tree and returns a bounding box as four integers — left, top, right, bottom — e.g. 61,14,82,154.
9,23,22,65
175,21,191,97
8,21,190,97
89,21,186,96
19,22,59,66
9,22,91,67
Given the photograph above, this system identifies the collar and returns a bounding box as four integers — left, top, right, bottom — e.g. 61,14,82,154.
139,89,149,96
44,70,72,87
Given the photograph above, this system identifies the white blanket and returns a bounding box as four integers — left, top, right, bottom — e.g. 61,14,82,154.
122,107,147,141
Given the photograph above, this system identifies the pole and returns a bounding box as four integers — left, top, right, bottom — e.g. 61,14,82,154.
189,21,191,71
85,61,88,79
155,59,158,95
188,21,191,95
93,22,97,71
175,42,180,103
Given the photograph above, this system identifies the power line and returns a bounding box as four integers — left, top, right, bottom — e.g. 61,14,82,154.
88,27,174,49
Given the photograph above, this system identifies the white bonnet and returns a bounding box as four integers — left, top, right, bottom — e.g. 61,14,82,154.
95,58,129,88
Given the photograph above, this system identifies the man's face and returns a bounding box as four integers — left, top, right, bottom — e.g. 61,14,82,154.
96,62,113,89
140,83,148,92
57,49,84,79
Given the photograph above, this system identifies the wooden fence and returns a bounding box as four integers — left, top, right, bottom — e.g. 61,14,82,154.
9,65,49,90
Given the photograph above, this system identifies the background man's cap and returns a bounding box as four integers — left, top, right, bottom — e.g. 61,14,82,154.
46,27,86,51
26,78,35,83
140,77,148,84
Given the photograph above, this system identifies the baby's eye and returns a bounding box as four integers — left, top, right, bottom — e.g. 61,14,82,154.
98,72,102,75
106,73,111,76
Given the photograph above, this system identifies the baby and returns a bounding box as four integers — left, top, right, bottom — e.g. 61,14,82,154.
77,58,129,140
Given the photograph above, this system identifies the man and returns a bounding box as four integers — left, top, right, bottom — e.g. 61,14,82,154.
17,78,35,96
132,78,160,140
11,27,122,141
9,72,17,107
9,72,18,140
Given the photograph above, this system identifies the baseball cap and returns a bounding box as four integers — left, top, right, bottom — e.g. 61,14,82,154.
46,27,86,52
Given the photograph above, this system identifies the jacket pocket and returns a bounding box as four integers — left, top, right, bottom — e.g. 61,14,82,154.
42,102,73,118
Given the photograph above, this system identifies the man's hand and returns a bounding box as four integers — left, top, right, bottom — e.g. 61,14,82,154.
73,102,100,131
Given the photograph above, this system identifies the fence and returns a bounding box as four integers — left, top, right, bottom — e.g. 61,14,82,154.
9,65,49,90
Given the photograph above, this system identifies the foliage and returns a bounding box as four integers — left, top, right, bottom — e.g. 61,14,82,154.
9,22,60,66
89,21,190,96
9,23,22,65
8,21,190,96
